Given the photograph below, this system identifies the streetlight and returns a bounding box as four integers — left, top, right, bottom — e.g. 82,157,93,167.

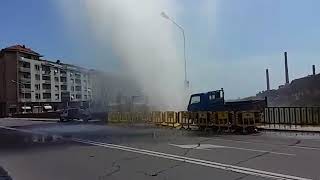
11,80,26,113
161,12,189,88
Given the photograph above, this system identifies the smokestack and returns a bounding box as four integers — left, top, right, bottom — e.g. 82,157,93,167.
266,69,270,91
312,65,316,75
284,52,289,84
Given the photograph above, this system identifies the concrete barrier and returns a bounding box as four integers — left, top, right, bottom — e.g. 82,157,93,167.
162,111,179,128
178,111,192,129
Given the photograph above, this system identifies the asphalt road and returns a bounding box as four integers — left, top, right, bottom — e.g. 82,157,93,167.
1,118,320,180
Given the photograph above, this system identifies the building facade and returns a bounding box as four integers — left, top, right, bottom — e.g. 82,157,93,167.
0,45,91,117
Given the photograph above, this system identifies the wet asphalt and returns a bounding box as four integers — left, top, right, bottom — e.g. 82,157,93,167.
1,118,320,180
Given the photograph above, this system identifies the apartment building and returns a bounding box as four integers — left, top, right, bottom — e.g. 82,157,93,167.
0,45,91,117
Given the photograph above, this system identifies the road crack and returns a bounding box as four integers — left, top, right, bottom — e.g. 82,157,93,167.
98,155,141,180
233,151,270,166
288,140,302,146
137,138,210,178
233,174,249,180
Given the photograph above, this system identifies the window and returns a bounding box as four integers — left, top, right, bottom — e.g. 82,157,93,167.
43,93,51,99
42,84,51,90
23,73,31,78
35,84,40,90
54,77,59,82
35,74,40,80
41,65,50,71
75,73,81,79
35,64,40,71
190,95,200,105
71,86,75,92
24,84,31,89
75,86,81,91
35,93,41,99
209,92,221,100
84,95,87,99
75,79,81,84
42,76,51,81
60,77,67,82
55,94,59,100
20,61,30,68
71,79,75,84
20,93,31,99
61,85,67,91
55,85,59,91
76,94,82,99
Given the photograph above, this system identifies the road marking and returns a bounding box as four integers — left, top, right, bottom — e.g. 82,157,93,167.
169,143,295,156
73,138,310,180
210,138,320,151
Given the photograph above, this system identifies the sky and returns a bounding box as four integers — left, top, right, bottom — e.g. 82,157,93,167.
1,0,320,99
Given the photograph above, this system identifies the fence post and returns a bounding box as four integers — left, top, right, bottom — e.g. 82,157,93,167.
278,107,281,127
312,107,315,125
318,107,320,125
305,108,308,126
299,107,302,128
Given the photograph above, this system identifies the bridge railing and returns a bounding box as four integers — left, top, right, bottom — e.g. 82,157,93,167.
263,107,320,126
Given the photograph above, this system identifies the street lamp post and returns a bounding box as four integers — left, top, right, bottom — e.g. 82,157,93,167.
161,12,189,89
11,80,26,113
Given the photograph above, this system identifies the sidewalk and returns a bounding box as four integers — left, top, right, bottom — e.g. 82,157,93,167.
258,124,320,133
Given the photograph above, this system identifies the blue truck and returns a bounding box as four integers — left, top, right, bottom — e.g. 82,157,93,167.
187,88,267,112
187,89,267,132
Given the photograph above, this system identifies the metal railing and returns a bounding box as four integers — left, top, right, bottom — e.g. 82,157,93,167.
263,107,320,126
19,67,31,72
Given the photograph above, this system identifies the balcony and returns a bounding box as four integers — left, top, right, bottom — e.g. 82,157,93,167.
42,89,51,93
19,77,31,83
19,66,31,73
42,71,51,76
42,99,52,102
42,80,51,84
19,87,31,93
19,98,32,102
60,73,67,77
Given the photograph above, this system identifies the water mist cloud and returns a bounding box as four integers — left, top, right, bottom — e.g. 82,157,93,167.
59,0,186,110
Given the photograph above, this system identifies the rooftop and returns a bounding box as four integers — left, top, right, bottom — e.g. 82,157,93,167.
2,45,41,57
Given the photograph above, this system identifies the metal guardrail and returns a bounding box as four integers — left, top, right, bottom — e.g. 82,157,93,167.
263,107,320,126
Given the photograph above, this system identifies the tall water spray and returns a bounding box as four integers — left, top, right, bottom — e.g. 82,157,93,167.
60,0,186,110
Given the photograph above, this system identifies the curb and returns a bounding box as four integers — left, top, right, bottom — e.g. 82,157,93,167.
258,127,320,134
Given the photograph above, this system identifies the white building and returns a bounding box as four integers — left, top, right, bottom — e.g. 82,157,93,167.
0,45,92,115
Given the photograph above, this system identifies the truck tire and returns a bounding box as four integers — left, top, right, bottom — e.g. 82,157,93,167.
59,117,64,122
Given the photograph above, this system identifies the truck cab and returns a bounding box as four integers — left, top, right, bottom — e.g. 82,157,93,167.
187,89,225,112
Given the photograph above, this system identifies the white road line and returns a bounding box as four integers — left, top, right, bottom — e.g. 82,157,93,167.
169,143,295,156
73,138,311,180
210,138,320,151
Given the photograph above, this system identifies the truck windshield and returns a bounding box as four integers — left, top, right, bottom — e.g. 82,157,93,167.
190,95,201,104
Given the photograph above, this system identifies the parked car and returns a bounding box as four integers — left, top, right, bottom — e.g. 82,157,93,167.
59,108,92,122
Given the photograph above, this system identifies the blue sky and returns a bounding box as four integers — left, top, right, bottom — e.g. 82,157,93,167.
1,0,320,98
